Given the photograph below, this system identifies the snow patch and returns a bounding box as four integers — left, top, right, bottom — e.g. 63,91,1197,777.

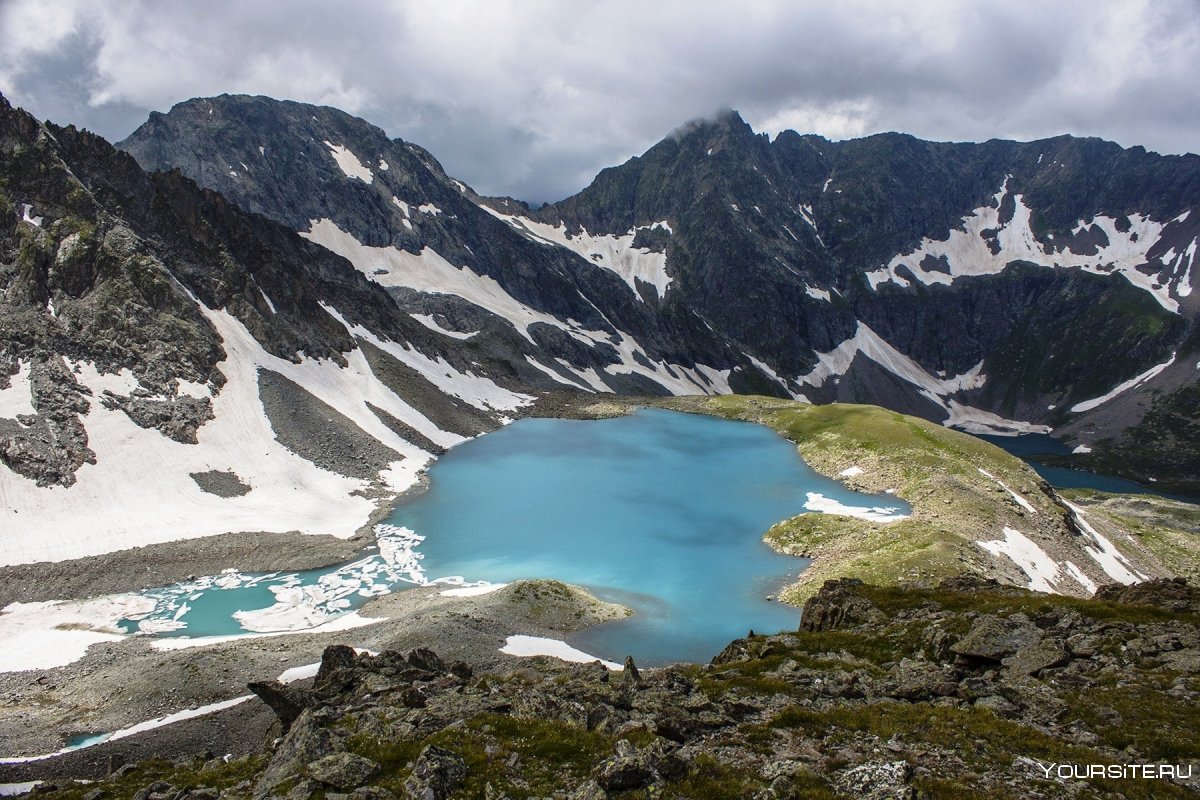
20,203,43,227
1063,500,1146,585
441,583,507,597
0,360,36,419
1072,444,1092,454
977,527,1061,593
0,595,157,672
410,313,478,340
866,178,1181,312
323,141,373,183
943,401,1052,436
481,209,672,301
303,219,598,345
0,306,437,566
977,468,1037,513
258,287,277,315
1063,561,1097,594
322,303,532,413
805,285,831,302
500,635,622,670
838,466,864,478
417,203,442,216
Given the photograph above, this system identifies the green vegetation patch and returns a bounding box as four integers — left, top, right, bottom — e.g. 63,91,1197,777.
652,396,1070,601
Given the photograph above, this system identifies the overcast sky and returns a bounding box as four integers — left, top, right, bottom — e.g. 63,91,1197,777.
2,0,1197,203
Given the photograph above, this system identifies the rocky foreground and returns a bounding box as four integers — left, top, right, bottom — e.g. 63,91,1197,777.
14,576,1200,799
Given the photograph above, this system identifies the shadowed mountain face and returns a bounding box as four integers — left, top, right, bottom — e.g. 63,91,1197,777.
119,97,1200,492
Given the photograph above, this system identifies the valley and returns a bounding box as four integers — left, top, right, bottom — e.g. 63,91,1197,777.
1,87,1199,798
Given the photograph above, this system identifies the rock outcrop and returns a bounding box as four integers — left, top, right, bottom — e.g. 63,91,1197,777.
25,575,1197,799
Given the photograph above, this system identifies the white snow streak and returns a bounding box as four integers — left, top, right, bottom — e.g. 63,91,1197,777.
409,313,479,340
321,303,532,413
977,468,1037,513
1063,500,1145,585
977,527,1061,593
20,203,43,227
1069,352,1176,413
302,218,588,345
482,209,673,301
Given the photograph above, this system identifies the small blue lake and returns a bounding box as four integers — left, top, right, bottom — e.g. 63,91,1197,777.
976,433,1199,505
392,408,906,664
122,408,908,664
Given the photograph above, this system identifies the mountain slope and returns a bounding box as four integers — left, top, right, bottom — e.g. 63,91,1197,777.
529,111,1200,489
0,93,530,564
119,96,754,399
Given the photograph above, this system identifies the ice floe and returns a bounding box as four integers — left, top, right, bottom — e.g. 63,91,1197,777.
803,492,908,522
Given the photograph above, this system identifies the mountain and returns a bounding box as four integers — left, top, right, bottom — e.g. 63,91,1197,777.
528,111,1200,487
0,93,532,565
120,98,1200,493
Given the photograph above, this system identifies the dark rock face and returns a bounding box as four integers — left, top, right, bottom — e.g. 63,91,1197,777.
798,577,883,632
2,90,509,496
1093,576,1200,612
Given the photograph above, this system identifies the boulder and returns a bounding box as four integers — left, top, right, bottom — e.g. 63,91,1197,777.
1003,639,1070,676
402,745,466,800
800,579,883,632
951,614,1042,663
247,680,312,734
308,752,380,790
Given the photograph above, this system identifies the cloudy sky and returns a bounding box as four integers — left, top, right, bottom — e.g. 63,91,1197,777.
2,0,1197,202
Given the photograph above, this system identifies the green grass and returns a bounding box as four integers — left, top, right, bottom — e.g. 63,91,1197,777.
651,396,1070,600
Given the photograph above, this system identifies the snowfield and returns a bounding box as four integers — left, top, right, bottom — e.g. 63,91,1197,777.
864,178,1191,313
0,304,442,566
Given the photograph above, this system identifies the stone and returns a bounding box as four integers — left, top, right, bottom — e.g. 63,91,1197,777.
800,579,883,632
316,645,360,686
594,743,657,792
407,648,447,674
308,752,380,790
951,614,1042,663
621,656,642,688
885,659,959,700
402,745,466,800
1004,639,1070,676
833,760,915,800
248,680,312,733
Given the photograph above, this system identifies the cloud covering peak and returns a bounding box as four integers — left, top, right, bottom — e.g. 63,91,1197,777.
2,0,1197,203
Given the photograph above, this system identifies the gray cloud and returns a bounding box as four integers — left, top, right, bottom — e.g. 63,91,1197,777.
2,0,1197,203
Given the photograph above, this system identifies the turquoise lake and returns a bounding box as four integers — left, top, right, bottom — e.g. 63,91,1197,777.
123,409,909,665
